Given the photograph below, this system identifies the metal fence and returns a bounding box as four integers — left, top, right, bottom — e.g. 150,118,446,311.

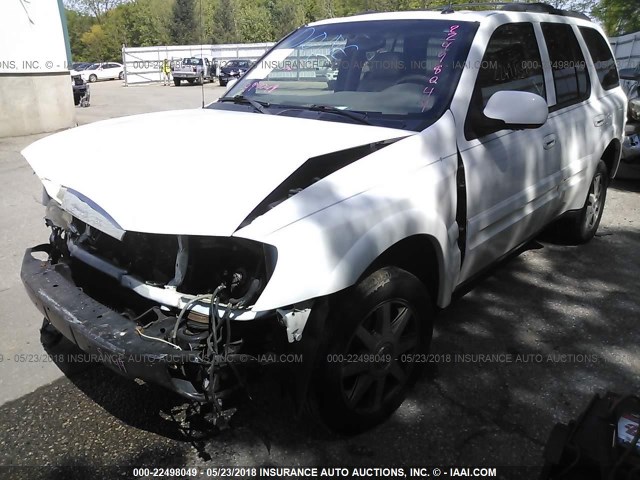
121,43,275,85
611,31,640,93
122,32,640,86
611,31,640,69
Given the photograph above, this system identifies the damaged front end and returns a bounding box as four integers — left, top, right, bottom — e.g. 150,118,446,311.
21,200,317,423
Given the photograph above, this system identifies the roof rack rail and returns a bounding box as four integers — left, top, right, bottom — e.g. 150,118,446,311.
439,2,529,13
437,1,590,20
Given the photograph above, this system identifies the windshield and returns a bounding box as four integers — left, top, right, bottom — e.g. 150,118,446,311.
221,19,478,131
183,58,203,65
86,64,99,70
224,60,250,68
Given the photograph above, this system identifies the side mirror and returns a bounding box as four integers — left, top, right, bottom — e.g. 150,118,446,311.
226,79,238,91
483,90,548,129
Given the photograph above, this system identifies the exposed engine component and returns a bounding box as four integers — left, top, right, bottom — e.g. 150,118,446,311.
36,206,291,427
51,213,277,309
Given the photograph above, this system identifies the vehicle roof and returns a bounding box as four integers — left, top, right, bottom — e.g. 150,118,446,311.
308,9,595,27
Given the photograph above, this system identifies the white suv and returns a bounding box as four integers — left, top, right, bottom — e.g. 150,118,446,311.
21,4,626,432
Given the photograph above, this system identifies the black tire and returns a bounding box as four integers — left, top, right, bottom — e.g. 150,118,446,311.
74,94,81,106
88,74,97,83
219,78,227,87
118,71,124,80
312,266,434,433
554,160,609,244
173,78,181,86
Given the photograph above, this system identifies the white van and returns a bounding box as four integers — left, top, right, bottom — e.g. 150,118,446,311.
21,3,626,432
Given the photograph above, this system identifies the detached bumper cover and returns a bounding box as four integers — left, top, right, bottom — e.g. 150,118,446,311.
21,245,205,401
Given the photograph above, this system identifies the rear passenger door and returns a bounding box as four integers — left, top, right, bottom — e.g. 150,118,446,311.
539,22,597,213
457,22,563,282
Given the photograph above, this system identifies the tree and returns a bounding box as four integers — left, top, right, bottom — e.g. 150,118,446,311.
592,0,640,36
237,0,274,43
270,0,306,39
64,0,127,22
170,0,198,44
210,0,240,43
65,8,95,61
81,24,118,60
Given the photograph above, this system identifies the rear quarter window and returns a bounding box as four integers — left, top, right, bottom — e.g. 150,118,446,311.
541,23,591,110
579,27,620,91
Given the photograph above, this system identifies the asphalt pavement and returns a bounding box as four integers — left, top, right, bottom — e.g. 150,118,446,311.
0,80,639,479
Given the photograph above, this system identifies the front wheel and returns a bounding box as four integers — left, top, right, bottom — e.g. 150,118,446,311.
312,266,434,433
118,71,124,80
88,74,97,83
554,160,609,244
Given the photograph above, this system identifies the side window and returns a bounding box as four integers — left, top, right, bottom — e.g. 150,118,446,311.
541,23,590,109
579,27,619,91
466,23,545,139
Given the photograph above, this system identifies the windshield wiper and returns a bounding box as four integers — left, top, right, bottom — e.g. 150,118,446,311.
219,95,271,114
307,104,374,126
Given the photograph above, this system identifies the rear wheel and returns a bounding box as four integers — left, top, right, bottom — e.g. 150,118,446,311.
554,160,609,244
174,78,181,86
312,266,434,433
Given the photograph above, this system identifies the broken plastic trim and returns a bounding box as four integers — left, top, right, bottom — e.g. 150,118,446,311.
61,188,125,240
236,138,402,230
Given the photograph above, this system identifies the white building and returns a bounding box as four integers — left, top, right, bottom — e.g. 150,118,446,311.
0,0,75,137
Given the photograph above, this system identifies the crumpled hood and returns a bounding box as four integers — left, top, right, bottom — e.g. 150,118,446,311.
22,108,412,237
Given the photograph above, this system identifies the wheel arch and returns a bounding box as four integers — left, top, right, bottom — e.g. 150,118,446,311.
601,138,622,179
359,234,444,308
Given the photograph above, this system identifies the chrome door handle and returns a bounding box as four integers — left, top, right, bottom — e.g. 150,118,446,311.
543,134,557,150
594,115,606,127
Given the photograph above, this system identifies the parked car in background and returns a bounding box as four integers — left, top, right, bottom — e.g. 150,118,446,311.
312,54,339,89
80,62,124,82
71,73,90,107
619,66,640,176
21,4,626,434
173,57,214,86
218,59,252,86
71,62,92,72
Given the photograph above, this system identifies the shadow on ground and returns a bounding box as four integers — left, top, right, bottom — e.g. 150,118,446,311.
1,225,638,478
